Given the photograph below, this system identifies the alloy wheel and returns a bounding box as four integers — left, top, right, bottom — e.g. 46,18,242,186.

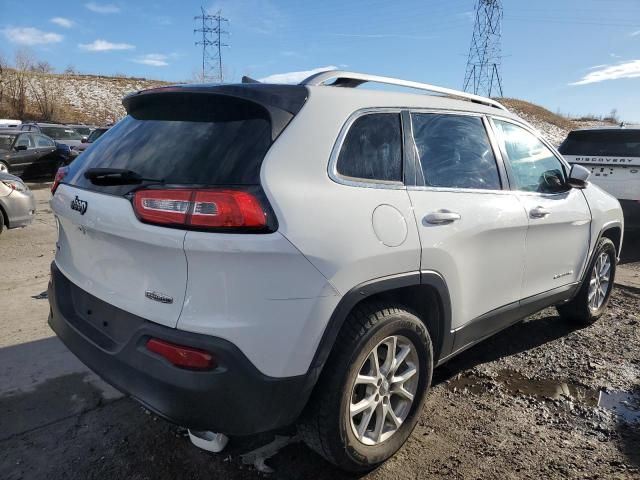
349,335,419,445
588,252,611,311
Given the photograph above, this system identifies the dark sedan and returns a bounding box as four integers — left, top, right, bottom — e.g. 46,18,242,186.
0,129,67,178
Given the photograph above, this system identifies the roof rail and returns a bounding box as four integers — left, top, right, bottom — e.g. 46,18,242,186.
300,70,508,111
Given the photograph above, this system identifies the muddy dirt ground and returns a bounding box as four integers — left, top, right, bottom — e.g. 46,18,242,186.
0,184,638,480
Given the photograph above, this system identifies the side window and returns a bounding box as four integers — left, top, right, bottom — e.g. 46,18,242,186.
411,113,501,190
35,134,55,147
15,134,33,149
493,120,567,194
336,113,402,182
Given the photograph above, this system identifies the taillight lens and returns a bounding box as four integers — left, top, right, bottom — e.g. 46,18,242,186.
133,188,269,231
146,338,216,370
51,166,68,194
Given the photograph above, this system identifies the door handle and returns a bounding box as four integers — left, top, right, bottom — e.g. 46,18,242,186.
529,206,551,218
424,210,461,225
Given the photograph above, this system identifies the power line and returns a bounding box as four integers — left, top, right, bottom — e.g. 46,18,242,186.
463,0,503,98
194,6,229,83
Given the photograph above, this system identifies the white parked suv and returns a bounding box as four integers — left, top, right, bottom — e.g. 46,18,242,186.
559,126,640,230
48,71,623,472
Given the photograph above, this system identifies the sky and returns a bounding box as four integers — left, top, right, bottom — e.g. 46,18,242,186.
1,0,639,121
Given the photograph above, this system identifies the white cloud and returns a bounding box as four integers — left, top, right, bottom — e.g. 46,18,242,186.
570,60,640,85
1,27,63,45
133,54,169,67
631,30,640,37
85,2,120,14
259,65,338,84
50,17,74,28
79,39,134,51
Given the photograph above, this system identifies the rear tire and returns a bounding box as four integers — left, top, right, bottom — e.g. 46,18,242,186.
298,302,433,472
557,237,616,326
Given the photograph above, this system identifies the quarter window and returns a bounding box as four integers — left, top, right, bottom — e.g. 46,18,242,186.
411,113,501,190
336,113,403,182
493,120,567,194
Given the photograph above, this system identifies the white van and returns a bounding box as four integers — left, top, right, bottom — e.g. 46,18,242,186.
0,119,22,128
560,127,640,229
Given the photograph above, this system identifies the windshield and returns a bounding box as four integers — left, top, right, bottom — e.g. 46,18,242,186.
87,128,108,143
559,130,640,157
41,127,82,141
65,93,272,196
0,134,16,150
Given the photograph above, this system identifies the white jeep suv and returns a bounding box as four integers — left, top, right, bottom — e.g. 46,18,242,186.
48,71,623,472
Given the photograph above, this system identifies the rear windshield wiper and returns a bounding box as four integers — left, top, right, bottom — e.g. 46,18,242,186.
84,168,164,186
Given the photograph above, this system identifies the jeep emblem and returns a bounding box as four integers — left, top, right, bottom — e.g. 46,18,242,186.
70,196,88,215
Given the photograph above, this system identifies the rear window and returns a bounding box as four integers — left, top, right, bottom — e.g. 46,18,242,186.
65,93,273,195
559,130,640,157
41,127,82,141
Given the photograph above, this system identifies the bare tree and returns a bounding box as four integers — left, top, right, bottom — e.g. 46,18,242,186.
5,49,34,119
29,65,61,120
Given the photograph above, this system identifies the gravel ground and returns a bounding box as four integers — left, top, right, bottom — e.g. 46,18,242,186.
0,184,638,480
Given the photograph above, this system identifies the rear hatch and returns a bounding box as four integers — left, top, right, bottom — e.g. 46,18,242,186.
559,129,640,201
51,84,307,328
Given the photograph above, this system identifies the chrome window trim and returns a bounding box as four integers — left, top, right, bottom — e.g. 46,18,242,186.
488,115,574,197
328,107,406,190
407,109,509,194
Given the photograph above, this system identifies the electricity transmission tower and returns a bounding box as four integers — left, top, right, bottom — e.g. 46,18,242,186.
194,6,229,83
463,0,503,97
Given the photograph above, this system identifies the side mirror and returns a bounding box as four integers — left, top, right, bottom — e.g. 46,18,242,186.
81,137,88,143
567,164,591,189
15,145,27,151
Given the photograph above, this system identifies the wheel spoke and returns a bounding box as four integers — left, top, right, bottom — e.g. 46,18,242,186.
371,402,385,443
355,374,378,386
356,405,376,438
381,336,397,374
391,345,411,374
370,349,381,378
351,395,376,416
387,405,402,428
393,385,415,402
392,365,417,385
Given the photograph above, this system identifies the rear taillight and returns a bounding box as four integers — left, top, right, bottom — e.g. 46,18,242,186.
133,188,269,231
51,166,68,194
146,338,216,370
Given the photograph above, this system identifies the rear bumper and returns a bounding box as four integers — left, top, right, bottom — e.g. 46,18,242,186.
1,189,36,228
48,262,317,435
620,199,640,230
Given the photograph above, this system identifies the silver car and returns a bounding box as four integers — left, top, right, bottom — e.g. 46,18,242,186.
0,173,36,234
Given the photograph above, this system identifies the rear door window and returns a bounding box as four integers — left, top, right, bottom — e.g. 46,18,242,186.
336,113,403,183
15,134,34,149
559,130,640,157
35,134,55,147
411,113,501,190
65,93,273,195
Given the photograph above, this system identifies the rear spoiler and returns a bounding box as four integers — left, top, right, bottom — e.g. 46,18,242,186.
123,84,309,140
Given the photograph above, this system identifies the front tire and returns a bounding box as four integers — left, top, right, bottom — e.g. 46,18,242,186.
0,161,8,174
557,237,616,325
298,302,433,472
